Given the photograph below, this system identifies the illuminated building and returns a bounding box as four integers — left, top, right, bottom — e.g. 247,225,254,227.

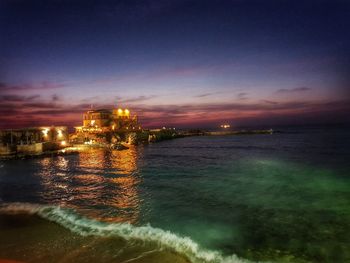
72,107,141,144
75,108,139,132
0,126,68,146
0,126,68,154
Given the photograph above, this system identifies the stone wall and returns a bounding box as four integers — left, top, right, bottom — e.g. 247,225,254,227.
0,146,16,155
17,143,43,154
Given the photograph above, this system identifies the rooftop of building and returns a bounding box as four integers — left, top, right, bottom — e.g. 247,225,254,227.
85,109,112,113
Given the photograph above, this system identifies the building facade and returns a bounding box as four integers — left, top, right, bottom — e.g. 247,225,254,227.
0,126,68,146
0,126,68,155
73,107,141,144
76,108,140,132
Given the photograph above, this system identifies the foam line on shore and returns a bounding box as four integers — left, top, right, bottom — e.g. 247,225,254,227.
0,202,258,263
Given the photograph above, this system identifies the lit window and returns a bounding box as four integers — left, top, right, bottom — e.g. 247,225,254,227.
57,130,63,137
42,129,49,136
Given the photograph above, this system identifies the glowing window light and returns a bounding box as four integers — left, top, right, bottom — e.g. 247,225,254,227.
42,129,49,136
57,130,63,137
91,120,95,126
118,108,123,114
61,141,66,146
124,109,130,115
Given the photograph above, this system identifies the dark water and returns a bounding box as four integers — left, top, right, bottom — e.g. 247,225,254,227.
0,126,349,263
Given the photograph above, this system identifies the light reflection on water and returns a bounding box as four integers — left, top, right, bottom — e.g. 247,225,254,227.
36,147,142,224
1,127,349,262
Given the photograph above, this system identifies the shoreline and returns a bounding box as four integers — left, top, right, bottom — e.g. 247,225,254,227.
0,209,192,263
0,129,273,160
0,148,80,161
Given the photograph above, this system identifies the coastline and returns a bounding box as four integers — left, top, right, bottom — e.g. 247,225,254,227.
0,129,273,160
0,148,80,161
1,127,349,263
0,208,192,263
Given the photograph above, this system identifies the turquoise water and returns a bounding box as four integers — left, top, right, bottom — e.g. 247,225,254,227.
0,126,349,262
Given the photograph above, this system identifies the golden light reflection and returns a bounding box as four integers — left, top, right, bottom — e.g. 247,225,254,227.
36,156,71,206
108,147,140,223
110,147,138,175
75,174,104,182
78,148,108,170
35,148,142,224
76,147,141,224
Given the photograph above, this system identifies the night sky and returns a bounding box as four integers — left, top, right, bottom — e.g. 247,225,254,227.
1,0,349,129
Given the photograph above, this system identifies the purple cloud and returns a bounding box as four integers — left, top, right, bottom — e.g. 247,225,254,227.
0,81,65,93
276,87,311,93
237,92,249,100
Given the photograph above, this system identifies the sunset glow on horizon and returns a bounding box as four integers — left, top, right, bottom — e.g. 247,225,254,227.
1,0,349,129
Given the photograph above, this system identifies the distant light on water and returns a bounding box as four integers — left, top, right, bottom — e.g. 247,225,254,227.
220,124,230,129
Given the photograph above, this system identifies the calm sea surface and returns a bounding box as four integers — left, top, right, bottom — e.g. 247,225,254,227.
0,126,349,263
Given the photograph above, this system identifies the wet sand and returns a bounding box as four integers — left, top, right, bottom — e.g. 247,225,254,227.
0,213,190,263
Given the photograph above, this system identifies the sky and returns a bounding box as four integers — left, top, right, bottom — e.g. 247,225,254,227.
0,0,349,129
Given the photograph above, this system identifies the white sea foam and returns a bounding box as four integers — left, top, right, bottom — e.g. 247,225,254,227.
0,203,257,263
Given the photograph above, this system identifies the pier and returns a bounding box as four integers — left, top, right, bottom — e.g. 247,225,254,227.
204,129,273,136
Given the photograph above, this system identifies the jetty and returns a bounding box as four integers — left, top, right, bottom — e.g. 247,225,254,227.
204,129,273,136
0,106,274,159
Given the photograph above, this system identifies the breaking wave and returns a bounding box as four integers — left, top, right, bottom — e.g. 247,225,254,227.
0,202,255,263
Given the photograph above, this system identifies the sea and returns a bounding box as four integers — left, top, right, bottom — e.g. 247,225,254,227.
0,125,349,263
